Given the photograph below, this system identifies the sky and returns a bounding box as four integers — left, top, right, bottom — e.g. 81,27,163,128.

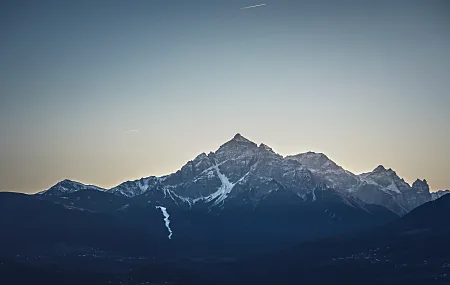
1,0,449,193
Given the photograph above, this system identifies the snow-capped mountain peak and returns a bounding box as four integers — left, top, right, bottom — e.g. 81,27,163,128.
39,179,106,196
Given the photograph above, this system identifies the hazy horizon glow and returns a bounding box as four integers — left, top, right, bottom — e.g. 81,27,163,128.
1,0,449,193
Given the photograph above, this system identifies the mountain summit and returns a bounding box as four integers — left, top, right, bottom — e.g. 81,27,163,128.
286,152,358,191
40,179,105,196
231,133,254,144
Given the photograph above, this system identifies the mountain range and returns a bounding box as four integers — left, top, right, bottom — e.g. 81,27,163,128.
1,133,449,284
39,133,437,215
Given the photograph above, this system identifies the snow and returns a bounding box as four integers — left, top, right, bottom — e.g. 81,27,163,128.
40,180,106,195
199,160,229,176
162,187,174,201
155,206,173,239
192,169,216,183
359,176,403,195
138,179,150,192
194,153,208,167
297,193,307,201
157,176,169,182
39,134,430,216
199,163,250,207
116,189,129,197
206,170,215,179
166,189,179,205
118,204,130,211
204,164,235,206
386,182,402,194
110,176,161,197
172,192,194,207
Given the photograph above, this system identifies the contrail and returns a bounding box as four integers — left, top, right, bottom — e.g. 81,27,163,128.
125,129,140,133
240,4,266,9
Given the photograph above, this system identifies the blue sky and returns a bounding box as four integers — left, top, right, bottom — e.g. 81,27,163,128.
1,0,449,192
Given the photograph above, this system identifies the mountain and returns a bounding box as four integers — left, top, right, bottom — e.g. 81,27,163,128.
110,133,318,209
392,192,450,231
286,152,358,191
3,193,447,285
17,134,399,258
4,187,393,259
431,189,450,200
269,152,432,216
39,134,434,216
229,194,450,285
39,189,129,213
284,154,433,215
39,179,105,196
351,166,431,215
106,134,403,220
0,192,171,258
3,133,448,284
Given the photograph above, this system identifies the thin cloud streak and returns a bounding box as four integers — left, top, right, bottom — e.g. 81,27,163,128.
125,129,140,133
240,4,266,9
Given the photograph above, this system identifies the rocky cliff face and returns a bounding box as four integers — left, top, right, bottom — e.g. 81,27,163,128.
286,152,358,191
350,167,431,215
431,189,450,200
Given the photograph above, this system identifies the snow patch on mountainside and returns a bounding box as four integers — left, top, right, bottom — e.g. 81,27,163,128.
172,192,194,207
156,206,173,239
204,164,236,206
359,176,402,194
197,163,250,207
138,179,150,192
162,187,181,205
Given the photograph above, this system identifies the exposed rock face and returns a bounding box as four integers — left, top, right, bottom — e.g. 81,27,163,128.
284,154,433,215
431,189,450,200
110,134,317,208
351,168,431,215
286,152,358,191
404,179,432,210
